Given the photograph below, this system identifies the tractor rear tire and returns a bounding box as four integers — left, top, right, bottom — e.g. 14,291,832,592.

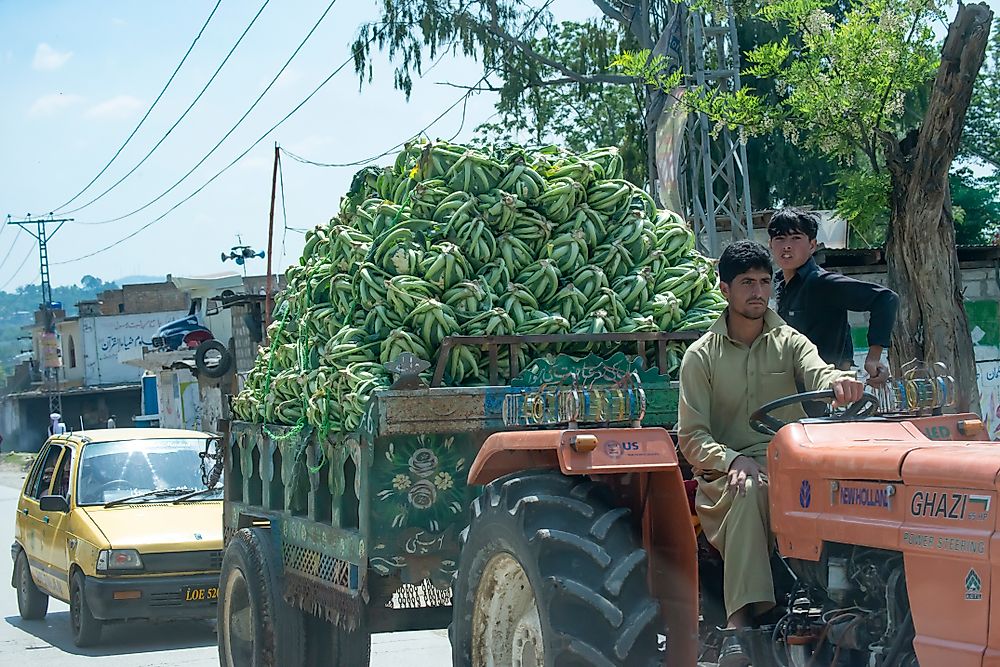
218,527,304,667
452,470,662,666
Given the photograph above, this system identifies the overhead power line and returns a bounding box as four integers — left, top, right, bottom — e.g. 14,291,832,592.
67,0,272,219
56,18,382,266
73,0,340,228
0,242,36,292
52,0,223,213
0,225,25,269
278,0,556,169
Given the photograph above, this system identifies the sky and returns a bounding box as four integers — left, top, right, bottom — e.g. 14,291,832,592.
0,1,997,292
0,0,597,290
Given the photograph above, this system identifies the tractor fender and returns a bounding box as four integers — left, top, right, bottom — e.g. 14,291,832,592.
467,427,681,486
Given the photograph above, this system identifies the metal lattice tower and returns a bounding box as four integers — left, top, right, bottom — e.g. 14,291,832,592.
6,214,72,414
680,3,754,257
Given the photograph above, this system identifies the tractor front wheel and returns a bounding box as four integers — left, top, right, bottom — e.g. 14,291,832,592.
451,470,662,667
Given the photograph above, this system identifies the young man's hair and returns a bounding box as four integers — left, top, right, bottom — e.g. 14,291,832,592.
718,240,773,284
767,207,820,240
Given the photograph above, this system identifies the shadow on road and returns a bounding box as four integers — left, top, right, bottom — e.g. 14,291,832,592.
5,612,216,656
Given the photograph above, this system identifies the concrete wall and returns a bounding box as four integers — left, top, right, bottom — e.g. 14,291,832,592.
98,282,187,316
80,310,187,386
57,319,84,385
836,261,1000,438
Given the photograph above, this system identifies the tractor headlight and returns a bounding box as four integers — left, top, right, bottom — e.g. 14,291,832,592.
97,549,144,572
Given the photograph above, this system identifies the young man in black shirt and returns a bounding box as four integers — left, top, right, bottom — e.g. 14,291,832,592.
768,208,899,384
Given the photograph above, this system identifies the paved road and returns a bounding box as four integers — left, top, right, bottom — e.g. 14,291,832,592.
0,470,451,666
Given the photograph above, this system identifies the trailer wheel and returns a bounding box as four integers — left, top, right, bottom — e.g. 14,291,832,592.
218,528,304,667
452,470,662,667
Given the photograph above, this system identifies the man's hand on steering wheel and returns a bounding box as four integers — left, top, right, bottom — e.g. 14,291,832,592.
831,377,865,408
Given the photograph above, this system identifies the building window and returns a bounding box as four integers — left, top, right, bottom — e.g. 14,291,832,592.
67,335,77,368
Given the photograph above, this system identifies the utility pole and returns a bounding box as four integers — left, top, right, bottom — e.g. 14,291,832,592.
264,144,280,340
6,214,73,415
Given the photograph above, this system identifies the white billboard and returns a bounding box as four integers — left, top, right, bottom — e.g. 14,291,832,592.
80,311,187,386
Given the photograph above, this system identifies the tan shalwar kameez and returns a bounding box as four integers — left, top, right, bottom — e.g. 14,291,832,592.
677,309,850,618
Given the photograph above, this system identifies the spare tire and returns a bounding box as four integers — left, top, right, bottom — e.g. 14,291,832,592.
195,339,233,378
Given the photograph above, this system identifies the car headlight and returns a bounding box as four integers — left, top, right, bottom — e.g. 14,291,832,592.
97,549,144,572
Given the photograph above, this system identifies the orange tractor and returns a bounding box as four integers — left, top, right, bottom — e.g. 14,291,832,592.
451,365,990,666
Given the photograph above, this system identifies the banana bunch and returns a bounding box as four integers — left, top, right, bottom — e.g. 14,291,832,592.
478,190,525,232
410,179,451,220
511,211,556,255
612,269,653,312
445,150,504,195
497,162,547,203
421,242,472,290
515,259,561,304
462,307,516,337
582,147,625,180
591,241,635,281
476,259,511,292
536,177,586,224
496,233,535,275
545,157,597,188
443,280,493,317
380,328,431,365
587,180,635,221
447,216,497,268
551,282,589,323
406,298,461,349
353,264,389,309
413,140,467,180
499,283,540,324
386,275,436,313
328,226,372,272
572,265,610,301
560,205,607,247
542,229,590,275
362,303,404,337
643,292,683,330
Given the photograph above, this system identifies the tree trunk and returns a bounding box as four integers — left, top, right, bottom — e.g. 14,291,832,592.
884,2,994,412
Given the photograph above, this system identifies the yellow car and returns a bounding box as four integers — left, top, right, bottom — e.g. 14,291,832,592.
11,428,224,647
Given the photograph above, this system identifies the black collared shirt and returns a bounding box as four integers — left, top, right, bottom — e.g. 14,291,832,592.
774,257,899,368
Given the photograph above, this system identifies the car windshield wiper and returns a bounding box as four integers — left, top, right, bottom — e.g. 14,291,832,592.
171,487,224,503
104,487,196,508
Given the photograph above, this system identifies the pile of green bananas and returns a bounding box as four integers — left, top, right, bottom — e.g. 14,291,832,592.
231,141,726,431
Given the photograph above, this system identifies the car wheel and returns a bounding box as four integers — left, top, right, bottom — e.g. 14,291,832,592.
15,550,48,620
218,527,304,667
70,571,102,647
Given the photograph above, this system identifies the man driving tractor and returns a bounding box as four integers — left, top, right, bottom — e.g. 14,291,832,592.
677,240,865,666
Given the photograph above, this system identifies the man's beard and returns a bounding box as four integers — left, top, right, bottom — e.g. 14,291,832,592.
734,302,766,320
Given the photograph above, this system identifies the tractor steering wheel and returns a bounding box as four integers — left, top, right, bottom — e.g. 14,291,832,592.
749,389,880,436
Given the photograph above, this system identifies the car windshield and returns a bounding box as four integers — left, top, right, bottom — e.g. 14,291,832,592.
76,438,222,506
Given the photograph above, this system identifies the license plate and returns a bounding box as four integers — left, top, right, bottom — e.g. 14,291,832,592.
182,586,219,603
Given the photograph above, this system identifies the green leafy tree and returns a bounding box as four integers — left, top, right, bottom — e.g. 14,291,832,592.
961,23,1000,169
618,0,994,410
952,167,1000,245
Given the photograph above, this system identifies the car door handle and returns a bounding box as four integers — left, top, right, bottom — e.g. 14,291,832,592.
21,508,28,516
43,516,50,524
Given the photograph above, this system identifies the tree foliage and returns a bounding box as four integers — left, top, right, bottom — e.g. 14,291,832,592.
961,23,1000,169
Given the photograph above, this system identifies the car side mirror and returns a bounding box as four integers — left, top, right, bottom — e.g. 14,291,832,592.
39,495,70,513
